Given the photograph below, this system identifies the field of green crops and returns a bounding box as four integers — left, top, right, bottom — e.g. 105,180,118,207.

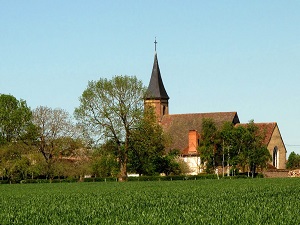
0,178,300,224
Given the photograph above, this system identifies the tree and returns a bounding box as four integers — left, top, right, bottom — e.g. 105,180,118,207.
198,118,219,172
74,75,145,181
241,121,271,176
0,94,35,181
128,107,166,175
199,119,271,176
90,141,119,178
286,151,300,169
0,94,32,144
0,142,32,182
32,106,79,178
154,149,183,176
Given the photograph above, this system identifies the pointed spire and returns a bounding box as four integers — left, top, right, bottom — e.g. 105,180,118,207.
145,39,169,100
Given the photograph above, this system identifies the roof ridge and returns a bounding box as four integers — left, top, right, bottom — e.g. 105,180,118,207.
166,111,238,116
239,122,277,125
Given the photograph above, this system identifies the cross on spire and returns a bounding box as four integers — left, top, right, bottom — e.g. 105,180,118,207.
154,37,157,51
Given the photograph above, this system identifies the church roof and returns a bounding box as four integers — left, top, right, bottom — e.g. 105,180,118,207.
161,112,240,151
237,122,277,146
145,52,169,100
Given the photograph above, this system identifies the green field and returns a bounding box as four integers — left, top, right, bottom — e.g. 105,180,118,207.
0,178,299,224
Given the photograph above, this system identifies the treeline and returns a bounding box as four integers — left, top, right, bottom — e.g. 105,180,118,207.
0,76,187,182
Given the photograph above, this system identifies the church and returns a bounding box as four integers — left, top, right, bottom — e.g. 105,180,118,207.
144,44,286,175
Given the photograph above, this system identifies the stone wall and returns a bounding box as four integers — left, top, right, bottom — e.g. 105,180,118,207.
263,169,290,178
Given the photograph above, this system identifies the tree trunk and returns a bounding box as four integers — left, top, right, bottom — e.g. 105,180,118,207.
118,140,128,182
118,161,127,182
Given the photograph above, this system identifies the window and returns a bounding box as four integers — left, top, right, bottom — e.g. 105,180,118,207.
273,146,278,168
163,106,166,115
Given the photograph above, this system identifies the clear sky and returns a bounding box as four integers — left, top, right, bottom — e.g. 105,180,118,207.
1,1,300,155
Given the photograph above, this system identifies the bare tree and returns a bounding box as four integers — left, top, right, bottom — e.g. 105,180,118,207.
32,106,78,178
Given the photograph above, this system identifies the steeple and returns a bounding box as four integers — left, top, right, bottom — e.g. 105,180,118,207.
144,39,169,121
145,39,169,100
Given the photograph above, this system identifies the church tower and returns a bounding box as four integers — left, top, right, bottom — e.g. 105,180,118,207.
144,39,169,122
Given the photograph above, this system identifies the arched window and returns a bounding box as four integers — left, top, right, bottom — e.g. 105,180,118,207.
273,146,278,168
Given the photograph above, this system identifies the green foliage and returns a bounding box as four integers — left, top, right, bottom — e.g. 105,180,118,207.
199,119,271,174
74,75,146,180
128,107,166,175
0,94,32,145
90,141,119,177
0,142,31,182
286,151,300,169
198,118,219,171
0,179,300,224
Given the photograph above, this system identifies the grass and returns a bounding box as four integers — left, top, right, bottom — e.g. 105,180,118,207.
0,178,299,224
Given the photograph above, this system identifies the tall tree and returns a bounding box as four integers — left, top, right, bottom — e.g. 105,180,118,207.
241,121,271,176
0,94,34,181
74,75,145,181
198,118,219,172
128,107,166,176
0,94,32,144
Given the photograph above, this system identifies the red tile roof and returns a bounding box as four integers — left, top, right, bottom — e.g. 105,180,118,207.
161,112,240,152
236,122,277,145
181,146,199,156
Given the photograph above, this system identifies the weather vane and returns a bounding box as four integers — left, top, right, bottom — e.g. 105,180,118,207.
154,37,157,51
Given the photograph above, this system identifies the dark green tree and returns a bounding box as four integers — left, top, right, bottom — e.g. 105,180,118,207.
0,94,35,181
0,94,32,144
75,75,145,181
128,107,166,176
154,149,183,176
286,151,300,169
90,140,119,177
241,121,271,176
199,119,271,175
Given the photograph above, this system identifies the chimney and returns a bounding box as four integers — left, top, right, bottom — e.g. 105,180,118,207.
188,130,199,153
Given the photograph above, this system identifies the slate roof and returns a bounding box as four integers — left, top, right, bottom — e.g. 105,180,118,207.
161,112,240,152
145,52,169,100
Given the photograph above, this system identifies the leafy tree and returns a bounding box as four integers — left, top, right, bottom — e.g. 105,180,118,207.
0,94,32,145
74,75,145,181
128,107,166,175
90,141,119,177
0,142,32,182
198,118,219,172
154,149,183,176
286,151,300,169
0,94,36,181
199,119,271,175
241,121,271,176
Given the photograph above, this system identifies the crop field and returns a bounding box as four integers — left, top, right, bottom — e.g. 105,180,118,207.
0,178,300,225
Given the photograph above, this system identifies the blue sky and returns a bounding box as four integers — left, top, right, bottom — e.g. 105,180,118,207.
1,1,300,155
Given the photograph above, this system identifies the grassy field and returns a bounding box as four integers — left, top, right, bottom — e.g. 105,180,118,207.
0,178,299,224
